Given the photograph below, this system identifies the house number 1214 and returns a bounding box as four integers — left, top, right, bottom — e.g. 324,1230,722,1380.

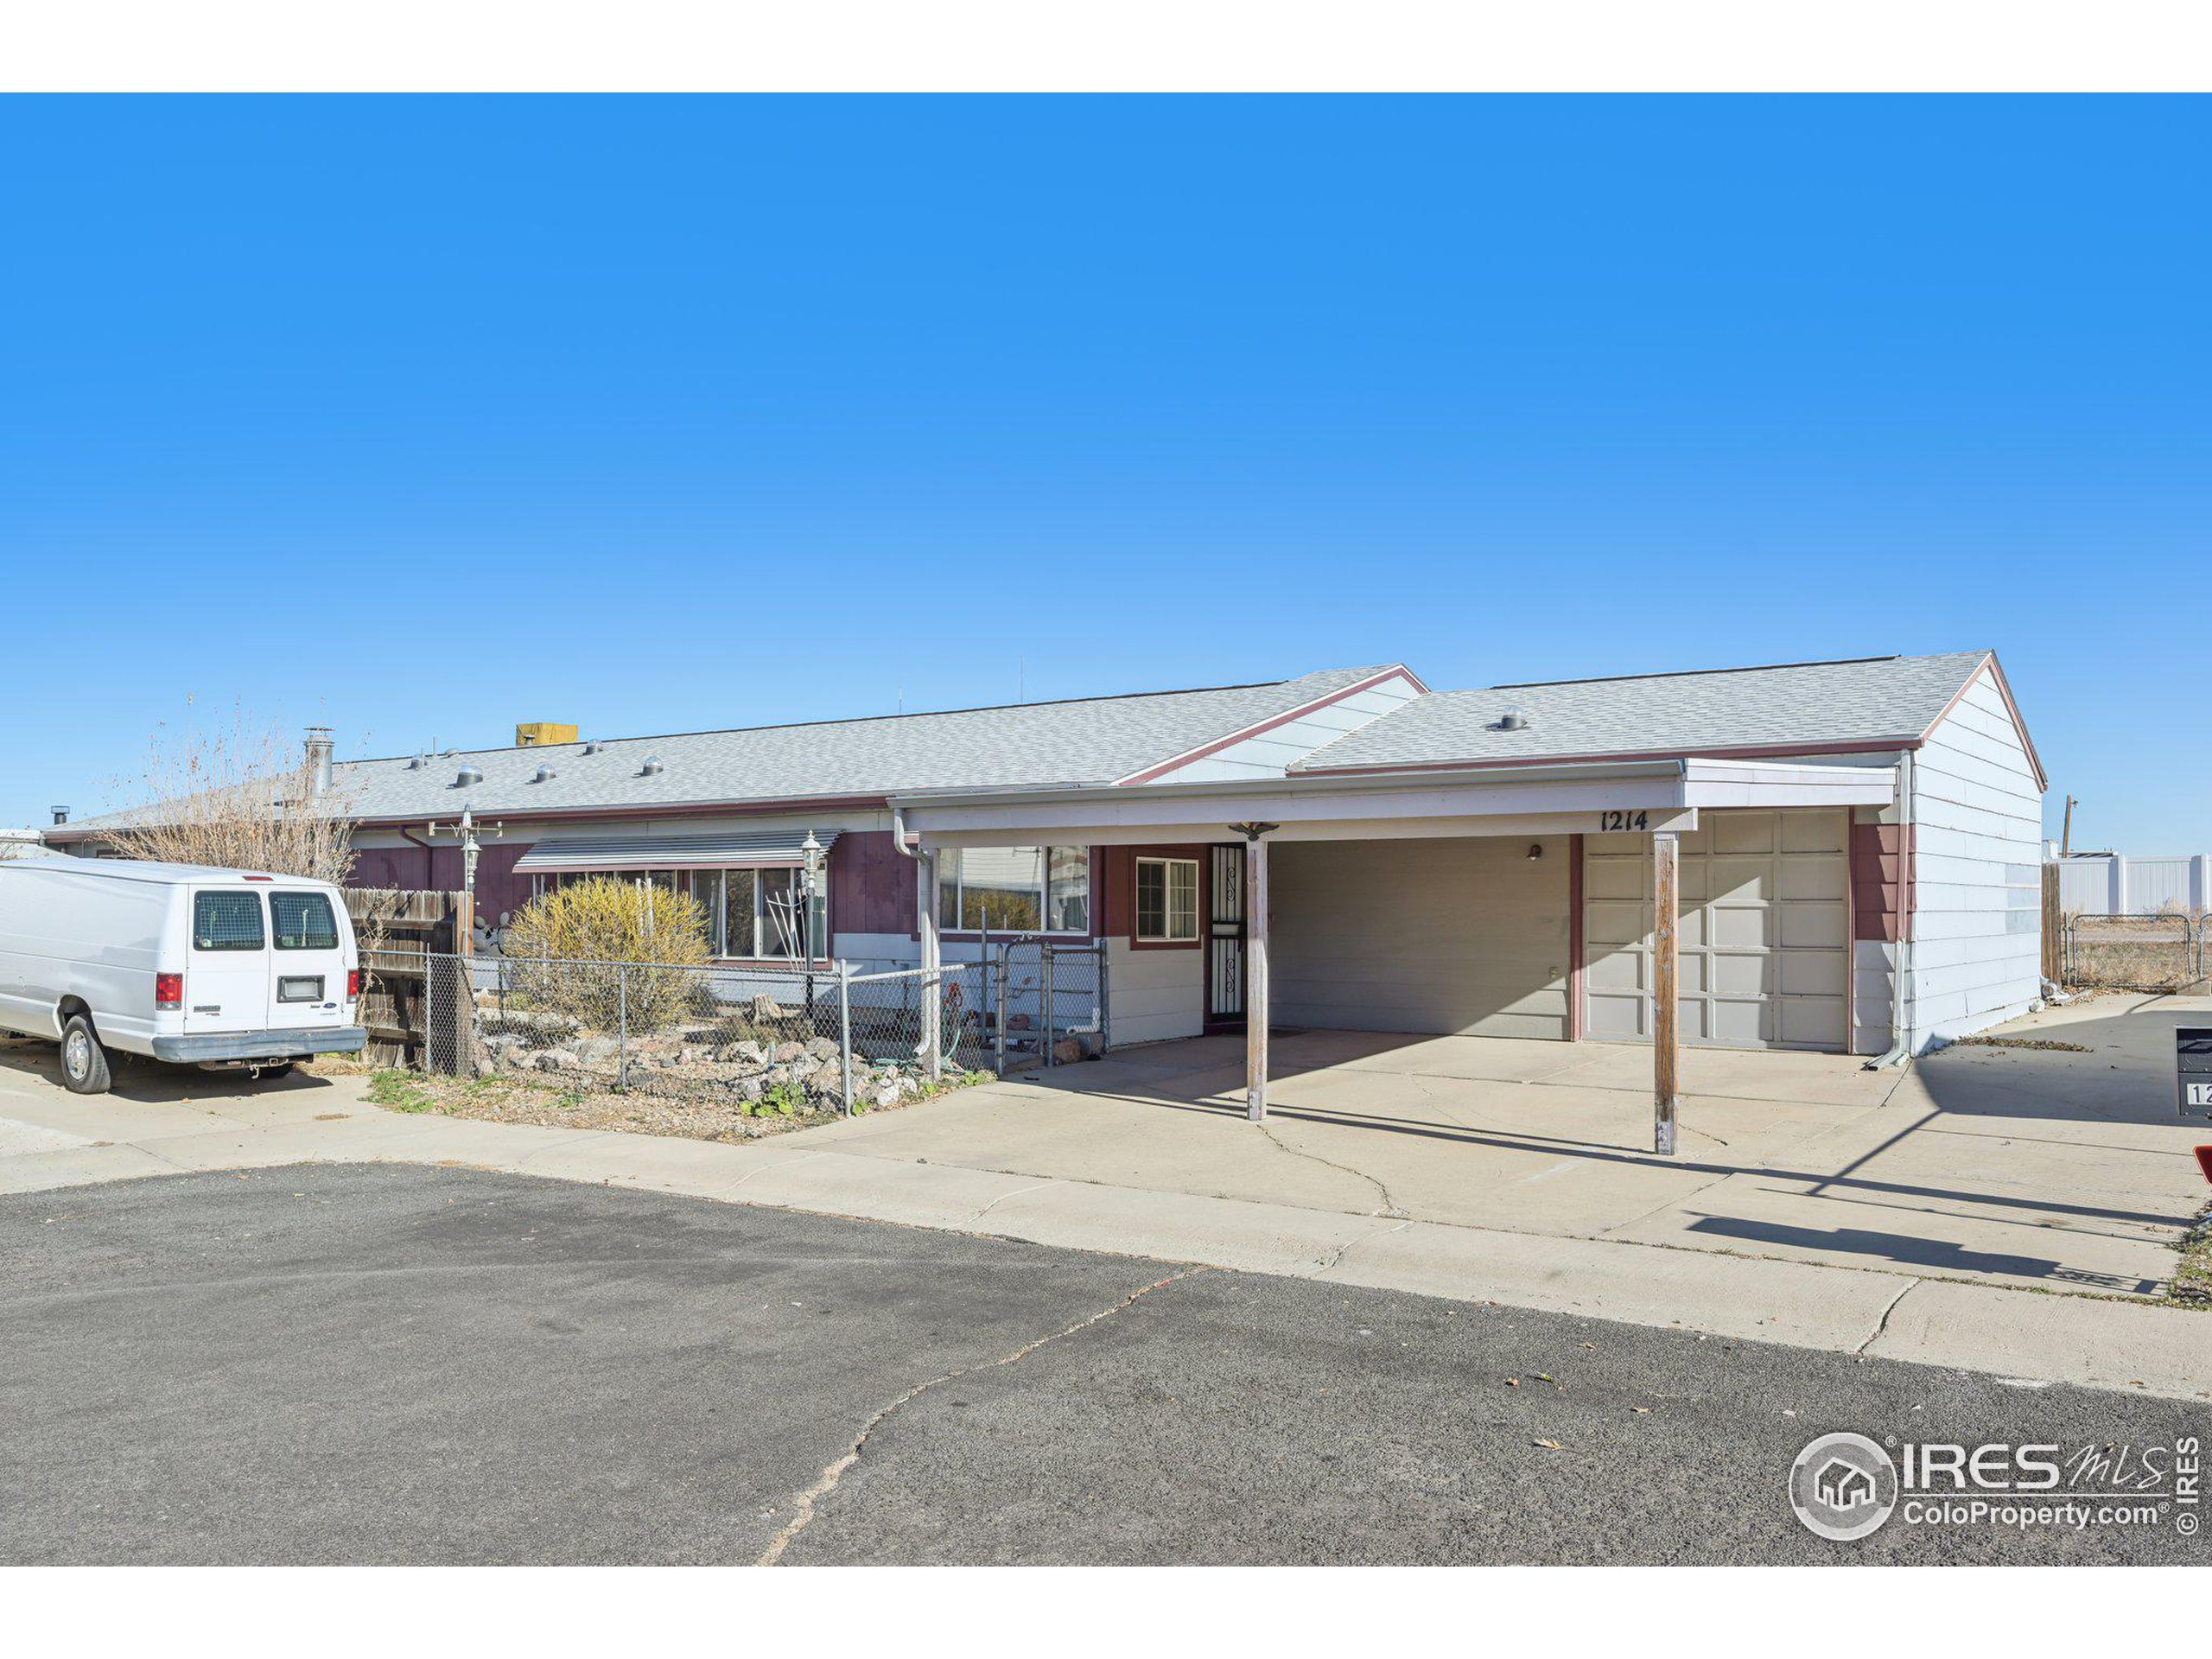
1599,810,1649,831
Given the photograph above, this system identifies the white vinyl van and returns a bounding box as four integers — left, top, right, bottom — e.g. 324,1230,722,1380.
0,857,366,1094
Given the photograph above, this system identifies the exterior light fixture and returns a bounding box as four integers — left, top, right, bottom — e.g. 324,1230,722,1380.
1528,843,1543,860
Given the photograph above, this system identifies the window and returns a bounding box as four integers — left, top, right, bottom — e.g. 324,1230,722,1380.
193,892,264,952
528,867,823,959
1046,846,1090,932
1134,857,1199,943
270,892,340,951
696,867,818,959
936,846,1090,934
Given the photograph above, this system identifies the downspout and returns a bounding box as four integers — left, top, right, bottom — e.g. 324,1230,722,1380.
399,825,436,889
1864,749,1915,1070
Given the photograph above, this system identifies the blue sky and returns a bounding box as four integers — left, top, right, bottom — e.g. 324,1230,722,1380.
2,96,2202,849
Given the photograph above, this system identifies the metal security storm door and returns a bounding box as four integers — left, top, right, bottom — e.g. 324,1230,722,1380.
1207,842,1247,1026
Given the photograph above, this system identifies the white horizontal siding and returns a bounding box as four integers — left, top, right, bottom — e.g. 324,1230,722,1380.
1853,939,1898,1052
1156,673,1424,783
1106,938,1204,1045
1909,669,2044,1048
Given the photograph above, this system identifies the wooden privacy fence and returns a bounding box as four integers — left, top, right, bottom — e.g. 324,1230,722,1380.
344,887,465,1065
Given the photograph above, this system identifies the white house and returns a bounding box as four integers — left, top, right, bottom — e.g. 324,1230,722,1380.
51,650,2046,1147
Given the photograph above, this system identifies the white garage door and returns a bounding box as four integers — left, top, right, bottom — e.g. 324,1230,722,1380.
1583,810,1849,1052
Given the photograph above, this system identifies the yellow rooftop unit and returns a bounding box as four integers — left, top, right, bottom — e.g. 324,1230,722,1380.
514,722,578,748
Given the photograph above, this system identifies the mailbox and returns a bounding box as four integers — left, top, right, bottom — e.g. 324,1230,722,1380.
2180,1027,2212,1121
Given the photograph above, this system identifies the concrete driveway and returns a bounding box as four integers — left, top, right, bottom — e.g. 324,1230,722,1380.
799,993,2210,1301
1,998,2204,1399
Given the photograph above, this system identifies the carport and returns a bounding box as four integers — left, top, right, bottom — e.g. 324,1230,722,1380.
893,755,1897,1154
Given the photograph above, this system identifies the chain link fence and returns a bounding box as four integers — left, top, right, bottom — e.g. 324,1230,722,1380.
982,938,1109,1075
410,942,1106,1117
2061,912,2208,991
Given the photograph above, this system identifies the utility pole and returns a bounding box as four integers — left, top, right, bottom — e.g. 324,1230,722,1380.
2061,795,2078,858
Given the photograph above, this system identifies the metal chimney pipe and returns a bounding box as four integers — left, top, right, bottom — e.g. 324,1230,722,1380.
50,804,69,825
304,728,334,798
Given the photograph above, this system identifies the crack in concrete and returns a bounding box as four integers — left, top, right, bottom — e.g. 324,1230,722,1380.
755,1266,1205,1566
1856,1281,1916,1354
969,1177,1064,1221
1313,1217,1410,1279
1254,1117,1401,1217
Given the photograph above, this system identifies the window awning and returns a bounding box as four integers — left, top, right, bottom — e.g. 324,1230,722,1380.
513,830,841,874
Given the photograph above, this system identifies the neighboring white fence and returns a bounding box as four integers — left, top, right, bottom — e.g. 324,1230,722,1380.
2054,854,2212,917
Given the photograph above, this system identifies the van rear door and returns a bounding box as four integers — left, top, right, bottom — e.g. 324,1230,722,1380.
183,887,269,1034
265,889,349,1031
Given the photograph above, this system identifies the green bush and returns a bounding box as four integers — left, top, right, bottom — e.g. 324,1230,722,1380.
502,878,714,1032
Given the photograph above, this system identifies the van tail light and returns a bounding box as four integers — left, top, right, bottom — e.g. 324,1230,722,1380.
155,972,184,1011
346,969,360,1001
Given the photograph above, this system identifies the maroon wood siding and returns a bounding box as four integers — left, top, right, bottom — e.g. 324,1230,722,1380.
345,839,534,924
829,830,912,937
348,846,430,891
1850,821,1914,944
474,842,535,923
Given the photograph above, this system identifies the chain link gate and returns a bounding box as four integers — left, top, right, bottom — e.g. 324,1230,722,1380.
982,937,1109,1073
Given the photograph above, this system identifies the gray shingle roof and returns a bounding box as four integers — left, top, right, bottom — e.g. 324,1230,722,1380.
256,666,1395,825
1290,652,1994,773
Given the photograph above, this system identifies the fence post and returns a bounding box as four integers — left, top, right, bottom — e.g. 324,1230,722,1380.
1042,941,1056,1068
993,946,1007,1077
838,960,854,1116
617,962,629,1092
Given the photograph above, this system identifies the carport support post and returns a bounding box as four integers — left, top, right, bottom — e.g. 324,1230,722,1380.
917,849,943,1082
1652,829,1680,1156
1246,835,1270,1122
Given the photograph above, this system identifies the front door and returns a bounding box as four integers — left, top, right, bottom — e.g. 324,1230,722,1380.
1206,843,1246,1027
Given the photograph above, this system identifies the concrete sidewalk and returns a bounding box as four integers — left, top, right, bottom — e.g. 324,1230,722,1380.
0,1021,2205,1402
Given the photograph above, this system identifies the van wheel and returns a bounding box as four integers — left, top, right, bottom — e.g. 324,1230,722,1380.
60,1014,112,1095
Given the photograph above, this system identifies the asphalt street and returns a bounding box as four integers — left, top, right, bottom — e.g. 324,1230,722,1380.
0,1164,2200,1565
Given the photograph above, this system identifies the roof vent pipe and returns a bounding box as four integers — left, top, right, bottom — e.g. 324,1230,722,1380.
50,804,69,825
454,764,484,787
533,764,556,783
406,753,425,770
1497,707,1530,731
583,741,601,755
639,755,664,776
304,727,334,798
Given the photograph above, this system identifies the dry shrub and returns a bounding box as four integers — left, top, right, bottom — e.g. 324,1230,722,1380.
2064,912,2204,992
503,879,714,1031
104,705,359,885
